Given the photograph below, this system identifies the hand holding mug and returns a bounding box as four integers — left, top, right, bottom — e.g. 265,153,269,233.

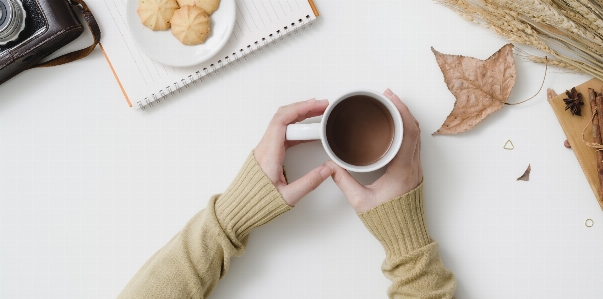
326,89,423,213
255,99,334,206
286,89,403,172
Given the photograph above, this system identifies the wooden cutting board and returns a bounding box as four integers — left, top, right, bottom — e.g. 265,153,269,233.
549,78,603,212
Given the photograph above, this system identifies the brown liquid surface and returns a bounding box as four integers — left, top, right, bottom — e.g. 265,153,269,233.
326,96,395,166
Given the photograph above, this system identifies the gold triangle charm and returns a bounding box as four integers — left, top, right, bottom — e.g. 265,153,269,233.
503,140,514,150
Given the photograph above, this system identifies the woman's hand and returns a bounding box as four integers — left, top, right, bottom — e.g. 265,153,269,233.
326,89,423,213
255,99,334,206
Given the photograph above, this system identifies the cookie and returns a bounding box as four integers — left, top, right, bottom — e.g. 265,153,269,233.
137,0,179,31
170,5,211,45
194,0,220,15
175,0,195,7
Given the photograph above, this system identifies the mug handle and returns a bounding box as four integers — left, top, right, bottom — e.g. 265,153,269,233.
286,123,321,140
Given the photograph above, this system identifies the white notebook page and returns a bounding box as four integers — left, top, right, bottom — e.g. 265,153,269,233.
88,0,317,109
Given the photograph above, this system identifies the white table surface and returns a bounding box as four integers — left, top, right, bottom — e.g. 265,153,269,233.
1,1,602,298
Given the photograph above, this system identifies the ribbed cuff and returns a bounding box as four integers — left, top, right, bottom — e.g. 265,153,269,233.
215,151,292,241
358,182,432,258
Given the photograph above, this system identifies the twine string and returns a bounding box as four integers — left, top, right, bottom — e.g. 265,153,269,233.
505,57,548,106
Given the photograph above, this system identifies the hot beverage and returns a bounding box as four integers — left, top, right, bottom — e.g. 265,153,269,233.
325,95,395,166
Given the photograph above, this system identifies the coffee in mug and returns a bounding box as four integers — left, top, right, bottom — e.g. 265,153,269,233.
286,90,403,172
325,95,395,166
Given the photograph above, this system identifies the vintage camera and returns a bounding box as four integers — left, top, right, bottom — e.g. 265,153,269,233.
0,0,86,85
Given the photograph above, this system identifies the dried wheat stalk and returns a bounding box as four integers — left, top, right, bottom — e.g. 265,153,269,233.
437,0,603,80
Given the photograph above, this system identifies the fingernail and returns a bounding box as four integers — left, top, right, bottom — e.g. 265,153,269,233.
384,88,393,96
323,161,335,169
320,165,333,179
317,99,328,105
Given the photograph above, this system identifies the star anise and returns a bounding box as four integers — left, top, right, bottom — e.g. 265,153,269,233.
564,87,584,116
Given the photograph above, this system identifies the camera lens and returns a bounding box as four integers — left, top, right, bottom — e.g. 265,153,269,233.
0,1,8,29
0,0,26,45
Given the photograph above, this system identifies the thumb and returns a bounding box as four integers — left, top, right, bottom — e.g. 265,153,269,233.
324,161,366,205
280,165,333,206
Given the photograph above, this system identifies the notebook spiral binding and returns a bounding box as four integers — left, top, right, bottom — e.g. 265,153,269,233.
137,15,315,110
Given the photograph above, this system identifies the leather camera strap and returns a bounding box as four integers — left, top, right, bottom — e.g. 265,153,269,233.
33,0,101,68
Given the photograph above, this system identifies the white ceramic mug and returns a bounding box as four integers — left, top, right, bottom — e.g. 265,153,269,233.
285,90,403,172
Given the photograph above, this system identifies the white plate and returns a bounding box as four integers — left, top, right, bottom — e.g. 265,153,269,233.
126,0,236,67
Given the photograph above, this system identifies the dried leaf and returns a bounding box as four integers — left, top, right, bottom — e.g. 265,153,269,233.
517,164,531,181
432,44,516,135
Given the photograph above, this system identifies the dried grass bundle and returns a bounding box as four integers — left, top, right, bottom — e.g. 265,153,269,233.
437,0,603,79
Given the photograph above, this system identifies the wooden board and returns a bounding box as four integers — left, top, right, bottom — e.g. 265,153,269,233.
549,78,603,212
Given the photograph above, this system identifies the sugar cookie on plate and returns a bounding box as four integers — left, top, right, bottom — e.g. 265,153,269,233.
171,5,211,45
175,0,195,7
137,0,179,31
176,0,220,15
194,0,221,15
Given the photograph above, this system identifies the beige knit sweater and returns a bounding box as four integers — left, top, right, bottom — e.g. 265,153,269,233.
117,152,456,299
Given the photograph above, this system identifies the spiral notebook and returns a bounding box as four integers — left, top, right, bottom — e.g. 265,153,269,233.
90,0,319,110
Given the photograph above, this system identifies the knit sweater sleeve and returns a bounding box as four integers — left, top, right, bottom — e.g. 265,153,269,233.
358,182,456,299
116,152,291,299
